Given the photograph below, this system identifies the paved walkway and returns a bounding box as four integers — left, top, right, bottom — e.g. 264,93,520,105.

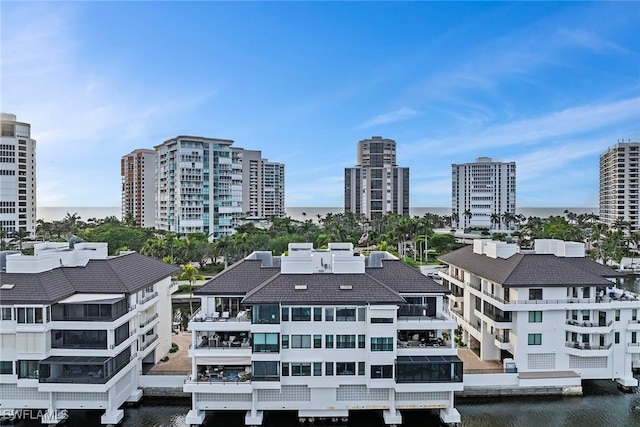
457,348,503,371
148,331,192,374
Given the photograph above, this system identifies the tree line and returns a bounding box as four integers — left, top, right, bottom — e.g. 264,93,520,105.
3,209,637,270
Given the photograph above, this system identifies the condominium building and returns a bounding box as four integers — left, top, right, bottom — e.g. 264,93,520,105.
121,149,156,228
451,157,516,230
0,113,37,237
155,136,242,238
345,137,409,219
599,140,640,233
0,242,177,425
232,148,285,218
439,239,639,390
184,243,461,426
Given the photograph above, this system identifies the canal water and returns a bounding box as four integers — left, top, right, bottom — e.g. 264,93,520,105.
11,378,639,427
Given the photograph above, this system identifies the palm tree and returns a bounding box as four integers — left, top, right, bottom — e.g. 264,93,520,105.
178,263,206,317
490,213,501,230
451,212,459,229
463,210,472,228
10,229,30,251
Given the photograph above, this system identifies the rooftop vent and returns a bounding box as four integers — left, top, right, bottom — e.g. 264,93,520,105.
1,284,15,290
295,285,307,290
339,285,353,290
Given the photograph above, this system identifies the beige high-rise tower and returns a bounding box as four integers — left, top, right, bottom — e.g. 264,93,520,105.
600,140,640,233
0,113,37,237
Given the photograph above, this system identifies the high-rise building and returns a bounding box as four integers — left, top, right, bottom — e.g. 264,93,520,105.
0,113,37,237
452,157,516,230
153,137,284,238
155,136,241,238
344,136,409,219
599,141,640,233
121,149,156,228
233,148,285,218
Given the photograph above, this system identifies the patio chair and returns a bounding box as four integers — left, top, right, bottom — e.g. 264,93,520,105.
222,311,230,321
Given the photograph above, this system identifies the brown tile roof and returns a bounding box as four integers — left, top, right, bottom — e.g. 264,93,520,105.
195,259,280,295
195,257,448,304
438,245,613,287
0,253,179,305
366,259,450,294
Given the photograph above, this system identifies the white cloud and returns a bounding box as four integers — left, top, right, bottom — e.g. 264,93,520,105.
357,108,419,129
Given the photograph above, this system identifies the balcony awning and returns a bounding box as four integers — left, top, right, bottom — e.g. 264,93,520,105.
40,355,109,365
59,293,125,304
196,356,251,365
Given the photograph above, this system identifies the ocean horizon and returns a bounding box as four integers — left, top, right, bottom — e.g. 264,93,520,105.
37,206,599,223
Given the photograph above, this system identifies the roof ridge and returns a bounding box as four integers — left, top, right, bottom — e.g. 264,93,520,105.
500,252,525,285
241,271,282,301
364,271,405,303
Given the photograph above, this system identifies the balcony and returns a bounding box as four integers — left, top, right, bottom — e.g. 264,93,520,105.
141,334,158,351
139,291,159,306
564,341,613,356
565,319,613,333
395,355,463,383
627,343,640,354
51,299,131,322
193,333,252,350
140,313,159,329
482,291,508,304
39,349,132,384
191,308,251,323
628,320,640,331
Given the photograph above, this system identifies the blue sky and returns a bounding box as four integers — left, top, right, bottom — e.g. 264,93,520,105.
2,1,639,209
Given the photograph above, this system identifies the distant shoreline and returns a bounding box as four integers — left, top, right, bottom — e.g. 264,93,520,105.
37,206,599,222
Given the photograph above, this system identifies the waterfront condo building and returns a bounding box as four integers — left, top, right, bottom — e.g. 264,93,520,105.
232,148,285,219
0,242,177,425
184,243,462,427
451,157,516,230
599,140,640,233
154,136,285,238
345,137,409,219
439,239,639,390
0,113,37,237
121,149,156,228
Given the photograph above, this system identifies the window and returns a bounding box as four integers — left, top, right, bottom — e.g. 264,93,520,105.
325,362,333,376
314,307,322,321
281,307,289,321
336,335,356,349
615,332,620,344
615,310,620,322
313,362,322,376
291,335,311,348
358,334,366,349
358,362,365,375
17,360,39,379
252,305,279,324
16,307,43,324
314,335,322,349
1,307,11,320
529,289,542,300
357,307,366,321
633,309,638,321
371,365,393,379
336,308,356,321
281,363,289,376
528,311,542,323
582,310,590,321
281,335,289,349
371,337,393,351
291,307,311,321
336,362,355,375
253,333,279,353
325,308,334,321
633,332,637,344
252,361,279,381
371,317,393,324
528,333,542,345
0,361,12,374
325,335,334,349
291,363,311,376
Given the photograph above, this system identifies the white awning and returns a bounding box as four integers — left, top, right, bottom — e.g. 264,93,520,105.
59,293,125,304
196,356,251,366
